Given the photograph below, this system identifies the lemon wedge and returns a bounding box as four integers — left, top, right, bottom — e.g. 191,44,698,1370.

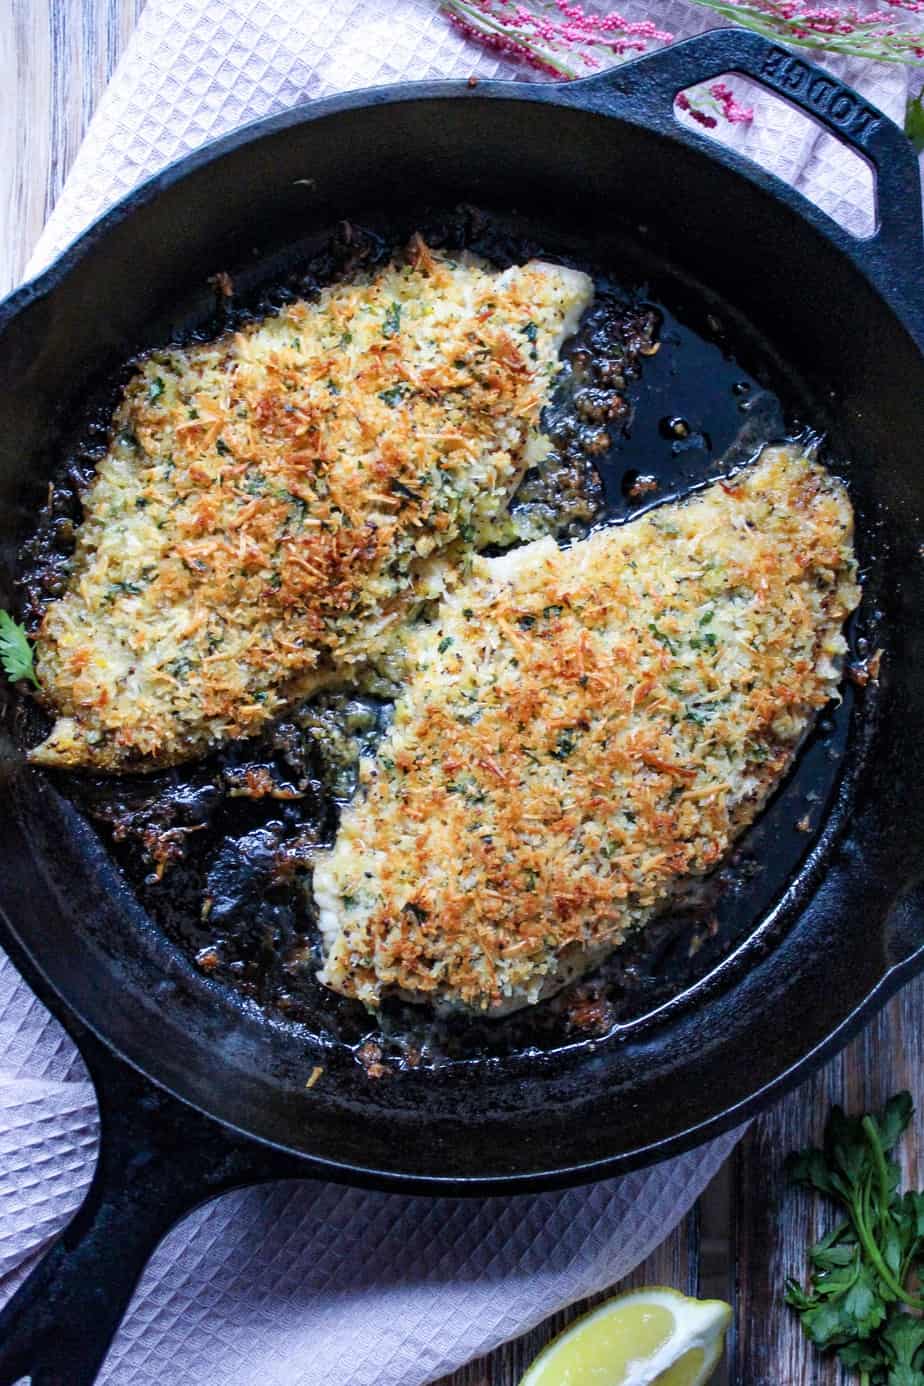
519,1286,732,1386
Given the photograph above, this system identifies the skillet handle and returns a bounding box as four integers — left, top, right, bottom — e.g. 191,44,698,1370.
568,27,924,290
0,1033,303,1386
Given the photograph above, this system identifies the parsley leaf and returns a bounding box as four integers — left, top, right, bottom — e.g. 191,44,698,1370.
883,1311,924,1368
785,1093,924,1383
390,477,421,502
0,611,39,687
552,728,576,760
382,301,402,337
648,621,678,654
906,86,924,157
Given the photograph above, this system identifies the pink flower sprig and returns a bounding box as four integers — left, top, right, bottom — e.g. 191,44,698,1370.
687,0,924,64
441,0,674,80
444,0,924,74
676,80,755,127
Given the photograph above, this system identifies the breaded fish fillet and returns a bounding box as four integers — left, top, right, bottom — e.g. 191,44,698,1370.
32,248,592,770
314,445,861,1014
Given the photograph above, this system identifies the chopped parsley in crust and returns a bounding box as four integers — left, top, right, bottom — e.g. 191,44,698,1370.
31,247,592,771
314,446,861,1015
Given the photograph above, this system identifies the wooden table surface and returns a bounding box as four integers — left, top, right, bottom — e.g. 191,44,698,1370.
3,4,923,1383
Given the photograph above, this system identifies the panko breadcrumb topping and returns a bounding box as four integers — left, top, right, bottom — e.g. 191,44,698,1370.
314,445,861,1014
31,247,592,770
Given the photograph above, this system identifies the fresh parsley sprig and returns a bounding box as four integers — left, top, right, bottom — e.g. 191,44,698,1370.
0,611,39,688
785,1092,924,1385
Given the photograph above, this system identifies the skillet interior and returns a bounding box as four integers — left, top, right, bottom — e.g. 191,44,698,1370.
1,81,923,1184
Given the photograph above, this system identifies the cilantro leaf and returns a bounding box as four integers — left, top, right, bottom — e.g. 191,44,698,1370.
0,611,39,687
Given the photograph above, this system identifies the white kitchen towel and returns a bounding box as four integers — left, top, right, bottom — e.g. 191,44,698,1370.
4,2,921,1384
0,948,741,1386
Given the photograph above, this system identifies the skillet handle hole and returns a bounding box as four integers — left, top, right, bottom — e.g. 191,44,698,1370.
673,72,876,240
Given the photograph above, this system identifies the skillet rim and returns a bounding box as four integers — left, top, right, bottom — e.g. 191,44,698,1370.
4,40,923,347
2,898,922,1194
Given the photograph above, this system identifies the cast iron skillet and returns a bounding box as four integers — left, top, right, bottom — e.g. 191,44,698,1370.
1,28,924,1384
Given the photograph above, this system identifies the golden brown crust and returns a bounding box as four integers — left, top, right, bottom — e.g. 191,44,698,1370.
314,446,861,1013
31,250,592,770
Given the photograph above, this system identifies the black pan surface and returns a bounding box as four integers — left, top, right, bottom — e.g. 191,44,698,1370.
1,28,924,1385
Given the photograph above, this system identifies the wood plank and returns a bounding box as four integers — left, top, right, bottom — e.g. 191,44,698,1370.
452,973,924,1386
732,979,924,1385
1,0,145,297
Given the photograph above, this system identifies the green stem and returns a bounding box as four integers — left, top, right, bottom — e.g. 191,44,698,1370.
900,1235,920,1285
448,0,924,72
863,1115,893,1241
850,1192,924,1309
686,0,924,65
